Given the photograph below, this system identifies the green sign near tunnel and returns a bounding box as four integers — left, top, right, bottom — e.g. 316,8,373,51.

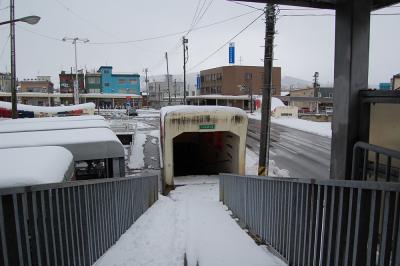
199,124,215,130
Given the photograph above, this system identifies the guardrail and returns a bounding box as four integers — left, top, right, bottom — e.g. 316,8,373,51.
352,141,400,181
220,174,400,266
0,175,158,266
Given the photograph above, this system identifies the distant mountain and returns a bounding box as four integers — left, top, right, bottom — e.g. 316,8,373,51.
281,76,310,90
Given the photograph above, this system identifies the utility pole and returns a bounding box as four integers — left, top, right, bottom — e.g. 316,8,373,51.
165,52,171,104
258,3,276,176
10,0,16,118
158,84,161,109
313,72,320,113
174,79,177,101
144,68,149,93
62,37,89,105
182,36,188,104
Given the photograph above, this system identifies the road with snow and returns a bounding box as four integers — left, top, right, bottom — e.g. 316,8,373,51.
247,118,331,179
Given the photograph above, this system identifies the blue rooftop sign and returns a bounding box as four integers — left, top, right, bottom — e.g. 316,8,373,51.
229,42,235,64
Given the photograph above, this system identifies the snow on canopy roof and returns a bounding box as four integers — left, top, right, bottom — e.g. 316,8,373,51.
0,128,124,161
0,101,95,113
0,115,105,125
0,119,110,133
161,105,247,125
0,146,73,188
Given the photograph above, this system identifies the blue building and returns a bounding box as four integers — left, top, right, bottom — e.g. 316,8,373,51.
379,82,391,90
98,66,140,94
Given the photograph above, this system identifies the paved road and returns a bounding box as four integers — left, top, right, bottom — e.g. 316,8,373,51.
247,118,331,179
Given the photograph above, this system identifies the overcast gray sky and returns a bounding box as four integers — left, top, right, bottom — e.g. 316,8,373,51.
0,0,398,88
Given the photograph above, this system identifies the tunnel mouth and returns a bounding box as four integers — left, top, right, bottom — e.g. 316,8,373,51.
172,131,240,177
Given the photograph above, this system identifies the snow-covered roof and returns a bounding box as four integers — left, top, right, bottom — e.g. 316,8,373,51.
0,115,105,124
254,96,286,110
0,128,124,161
161,105,247,125
0,146,74,188
0,101,95,113
0,118,110,133
187,95,251,100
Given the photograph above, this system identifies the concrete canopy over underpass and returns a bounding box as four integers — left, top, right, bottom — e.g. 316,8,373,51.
161,106,248,186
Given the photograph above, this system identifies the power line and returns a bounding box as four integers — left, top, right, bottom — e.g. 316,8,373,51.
0,34,10,60
89,10,257,45
191,0,208,30
13,10,257,46
189,11,265,71
53,0,115,37
192,0,214,30
231,1,264,11
16,25,63,41
188,0,204,34
279,12,400,17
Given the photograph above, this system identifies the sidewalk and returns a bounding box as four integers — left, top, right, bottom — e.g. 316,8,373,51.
95,177,285,266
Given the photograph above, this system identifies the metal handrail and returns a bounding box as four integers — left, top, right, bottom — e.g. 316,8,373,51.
220,174,400,266
0,175,158,266
351,141,400,181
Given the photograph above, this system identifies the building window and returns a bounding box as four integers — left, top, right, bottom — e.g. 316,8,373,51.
129,79,137,84
245,73,252,80
118,79,126,84
88,77,100,84
104,83,110,87
104,70,110,74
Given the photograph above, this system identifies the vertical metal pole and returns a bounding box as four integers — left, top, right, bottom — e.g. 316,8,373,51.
258,4,276,176
165,52,171,104
74,39,79,105
250,85,253,113
10,0,17,119
183,36,188,104
158,84,161,109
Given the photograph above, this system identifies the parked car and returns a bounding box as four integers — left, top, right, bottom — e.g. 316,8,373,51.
127,108,138,116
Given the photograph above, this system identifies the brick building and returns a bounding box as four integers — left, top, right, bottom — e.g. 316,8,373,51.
59,71,85,94
199,65,281,96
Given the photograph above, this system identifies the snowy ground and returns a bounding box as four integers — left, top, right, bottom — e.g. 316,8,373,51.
248,112,332,138
95,177,285,266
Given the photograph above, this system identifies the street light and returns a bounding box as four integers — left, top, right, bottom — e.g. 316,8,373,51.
0,11,41,119
0,15,41,26
62,37,89,105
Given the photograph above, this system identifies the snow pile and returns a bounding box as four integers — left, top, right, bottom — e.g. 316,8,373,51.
0,101,95,114
246,148,290,177
128,133,147,169
0,146,73,188
95,180,284,266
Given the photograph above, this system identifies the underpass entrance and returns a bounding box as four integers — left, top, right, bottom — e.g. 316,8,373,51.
161,106,248,187
173,131,239,177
